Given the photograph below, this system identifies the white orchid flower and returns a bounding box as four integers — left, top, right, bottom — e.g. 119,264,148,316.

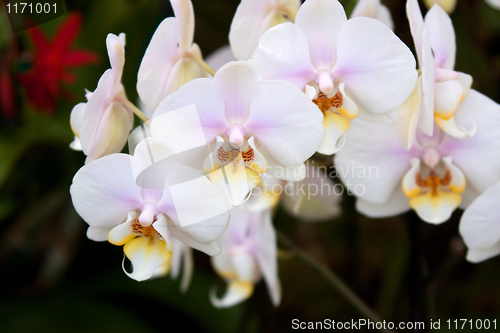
400,0,474,150
335,89,500,224
149,61,324,206
250,0,417,155
460,182,500,263
210,206,280,308
350,0,394,30
137,0,210,112
70,137,230,281
70,33,134,163
229,0,301,61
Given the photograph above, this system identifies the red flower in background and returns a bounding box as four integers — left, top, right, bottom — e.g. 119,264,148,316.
19,12,99,112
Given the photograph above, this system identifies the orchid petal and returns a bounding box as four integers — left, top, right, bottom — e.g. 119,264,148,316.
108,212,139,245
123,233,172,282
215,61,260,124
425,4,456,70
333,17,418,114
351,0,394,30
137,18,181,111
407,0,425,66
161,213,224,256
106,33,125,87
254,209,281,306
210,280,254,308
417,24,437,136
439,90,500,194
294,0,347,68
245,80,324,166
460,182,500,262
434,80,462,120
229,0,300,61
397,82,420,150
70,154,143,231
154,78,228,144
249,22,317,89
170,0,194,51
317,111,350,155
410,190,461,224
335,118,414,204
356,186,411,218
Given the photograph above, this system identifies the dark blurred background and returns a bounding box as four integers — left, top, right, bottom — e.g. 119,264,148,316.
1,0,500,332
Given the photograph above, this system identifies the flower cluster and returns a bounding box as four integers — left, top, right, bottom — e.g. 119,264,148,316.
69,0,500,308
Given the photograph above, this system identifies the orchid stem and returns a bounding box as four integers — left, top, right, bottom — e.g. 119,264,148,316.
277,232,395,333
116,96,150,124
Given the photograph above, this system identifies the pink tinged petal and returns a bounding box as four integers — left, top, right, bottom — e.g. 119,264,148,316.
317,111,350,155
417,25,437,136
70,154,144,231
434,80,462,120
294,0,347,69
397,82,420,150
282,166,342,222
106,33,125,86
210,280,254,308
334,118,414,204
249,22,317,90
170,0,195,51
333,17,418,114
425,4,456,70
168,165,232,227
460,182,500,262
150,104,211,155
407,0,425,66
410,190,461,224
123,234,172,281
245,80,325,166
206,45,237,72
154,78,228,143
439,90,500,194
351,0,394,30
356,187,411,218
215,62,260,124
137,18,181,112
